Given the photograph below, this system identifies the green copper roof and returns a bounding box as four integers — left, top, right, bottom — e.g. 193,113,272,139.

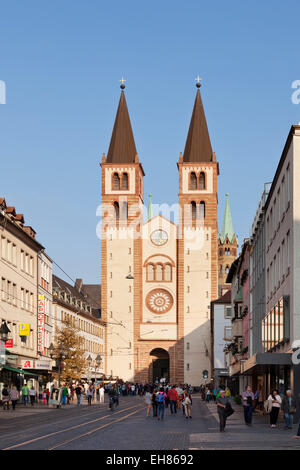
147,193,153,221
220,193,235,244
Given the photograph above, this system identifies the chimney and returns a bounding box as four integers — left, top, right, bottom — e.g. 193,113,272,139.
75,278,83,293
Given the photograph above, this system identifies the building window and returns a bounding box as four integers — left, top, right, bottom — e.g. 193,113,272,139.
121,173,129,190
199,172,205,190
187,342,190,350
164,264,172,282
113,202,120,220
121,201,128,220
224,326,232,340
113,173,120,190
199,201,205,219
225,306,232,318
191,201,196,220
187,363,190,371
156,264,163,282
190,172,197,190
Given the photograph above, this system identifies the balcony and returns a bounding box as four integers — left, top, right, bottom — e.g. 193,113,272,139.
232,318,243,337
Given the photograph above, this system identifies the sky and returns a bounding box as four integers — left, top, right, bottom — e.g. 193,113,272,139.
1,0,300,284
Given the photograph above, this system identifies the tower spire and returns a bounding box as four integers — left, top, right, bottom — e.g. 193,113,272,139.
106,83,137,163
183,81,213,163
220,193,235,244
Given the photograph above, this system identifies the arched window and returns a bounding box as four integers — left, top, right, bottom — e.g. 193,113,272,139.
122,173,129,190
199,201,205,219
191,201,197,220
113,202,119,220
190,172,197,190
219,249,223,256
164,264,172,282
147,264,155,281
227,248,230,255
226,265,229,274
220,265,223,275
156,264,163,281
199,172,205,190
121,201,128,220
113,173,120,190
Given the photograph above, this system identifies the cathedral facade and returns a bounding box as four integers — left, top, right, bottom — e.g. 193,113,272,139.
101,83,219,385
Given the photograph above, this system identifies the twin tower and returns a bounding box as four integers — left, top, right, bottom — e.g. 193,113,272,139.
100,83,236,385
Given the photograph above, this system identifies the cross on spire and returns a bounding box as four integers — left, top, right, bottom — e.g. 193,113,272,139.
119,77,126,89
195,76,202,88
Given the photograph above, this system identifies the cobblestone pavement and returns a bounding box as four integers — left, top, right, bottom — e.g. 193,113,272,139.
1,394,300,450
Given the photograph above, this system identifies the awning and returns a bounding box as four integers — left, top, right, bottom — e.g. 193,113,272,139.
241,353,292,375
1,365,39,377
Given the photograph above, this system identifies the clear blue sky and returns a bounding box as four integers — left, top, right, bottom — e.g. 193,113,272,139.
1,0,300,284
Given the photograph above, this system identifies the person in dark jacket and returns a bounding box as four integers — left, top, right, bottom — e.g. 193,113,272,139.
151,388,158,417
216,389,230,432
282,390,297,429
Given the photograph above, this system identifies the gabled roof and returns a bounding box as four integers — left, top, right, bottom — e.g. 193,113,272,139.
106,89,137,164
211,289,231,305
183,87,213,163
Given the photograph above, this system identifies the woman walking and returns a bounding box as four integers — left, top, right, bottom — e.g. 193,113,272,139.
87,384,93,406
144,387,152,417
182,388,192,419
152,388,158,417
10,386,19,410
268,389,282,428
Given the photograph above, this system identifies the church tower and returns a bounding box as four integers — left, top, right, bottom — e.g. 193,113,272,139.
101,83,144,381
177,82,219,384
218,193,238,296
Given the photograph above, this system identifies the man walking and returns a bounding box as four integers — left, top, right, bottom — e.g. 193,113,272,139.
29,386,36,406
282,389,297,429
242,385,255,426
167,386,179,415
75,383,82,405
22,383,29,406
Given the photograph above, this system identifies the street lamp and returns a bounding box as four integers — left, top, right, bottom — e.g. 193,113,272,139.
49,343,69,388
0,321,11,343
86,355,92,383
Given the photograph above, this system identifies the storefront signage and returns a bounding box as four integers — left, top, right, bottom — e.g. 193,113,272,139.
20,324,30,336
5,339,13,348
0,340,5,364
35,360,52,370
38,295,45,354
21,360,34,368
6,355,18,364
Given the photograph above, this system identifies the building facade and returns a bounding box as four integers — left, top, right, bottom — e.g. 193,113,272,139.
101,83,219,385
0,198,44,391
52,275,105,381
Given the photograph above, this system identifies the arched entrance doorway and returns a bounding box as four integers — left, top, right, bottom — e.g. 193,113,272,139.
149,348,169,383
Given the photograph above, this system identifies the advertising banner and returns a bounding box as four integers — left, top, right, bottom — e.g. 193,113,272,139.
20,324,30,336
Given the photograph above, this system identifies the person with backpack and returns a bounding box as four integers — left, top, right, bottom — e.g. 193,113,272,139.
156,388,167,421
182,388,193,419
242,385,255,426
2,384,10,410
151,388,158,417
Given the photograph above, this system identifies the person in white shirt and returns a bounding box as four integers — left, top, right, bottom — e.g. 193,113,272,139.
29,386,36,406
267,389,282,427
100,385,105,403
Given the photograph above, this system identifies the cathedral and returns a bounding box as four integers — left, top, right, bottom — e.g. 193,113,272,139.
100,81,230,386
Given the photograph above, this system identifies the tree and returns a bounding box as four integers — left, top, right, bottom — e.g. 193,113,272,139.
54,317,88,383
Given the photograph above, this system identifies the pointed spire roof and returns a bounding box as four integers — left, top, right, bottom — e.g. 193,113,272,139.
220,193,236,244
183,85,213,163
107,87,137,164
147,193,153,221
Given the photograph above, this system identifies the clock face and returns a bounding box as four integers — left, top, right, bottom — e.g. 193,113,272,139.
146,289,173,314
150,230,168,246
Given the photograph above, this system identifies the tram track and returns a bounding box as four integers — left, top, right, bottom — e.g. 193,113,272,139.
2,402,144,450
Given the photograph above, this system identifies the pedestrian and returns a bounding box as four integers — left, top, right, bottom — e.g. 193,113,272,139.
242,385,255,426
167,386,179,415
216,389,230,432
42,388,47,405
151,388,158,417
9,386,19,410
87,385,93,406
75,383,82,405
182,388,192,419
61,384,68,405
213,387,217,402
144,387,152,417
100,384,105,403
206,388,211,403
46,388,50,405
21,383,29,406
2,384,10,410
29,386,36,406
267,389,282,428
156,387,167,421
282,389,297,430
